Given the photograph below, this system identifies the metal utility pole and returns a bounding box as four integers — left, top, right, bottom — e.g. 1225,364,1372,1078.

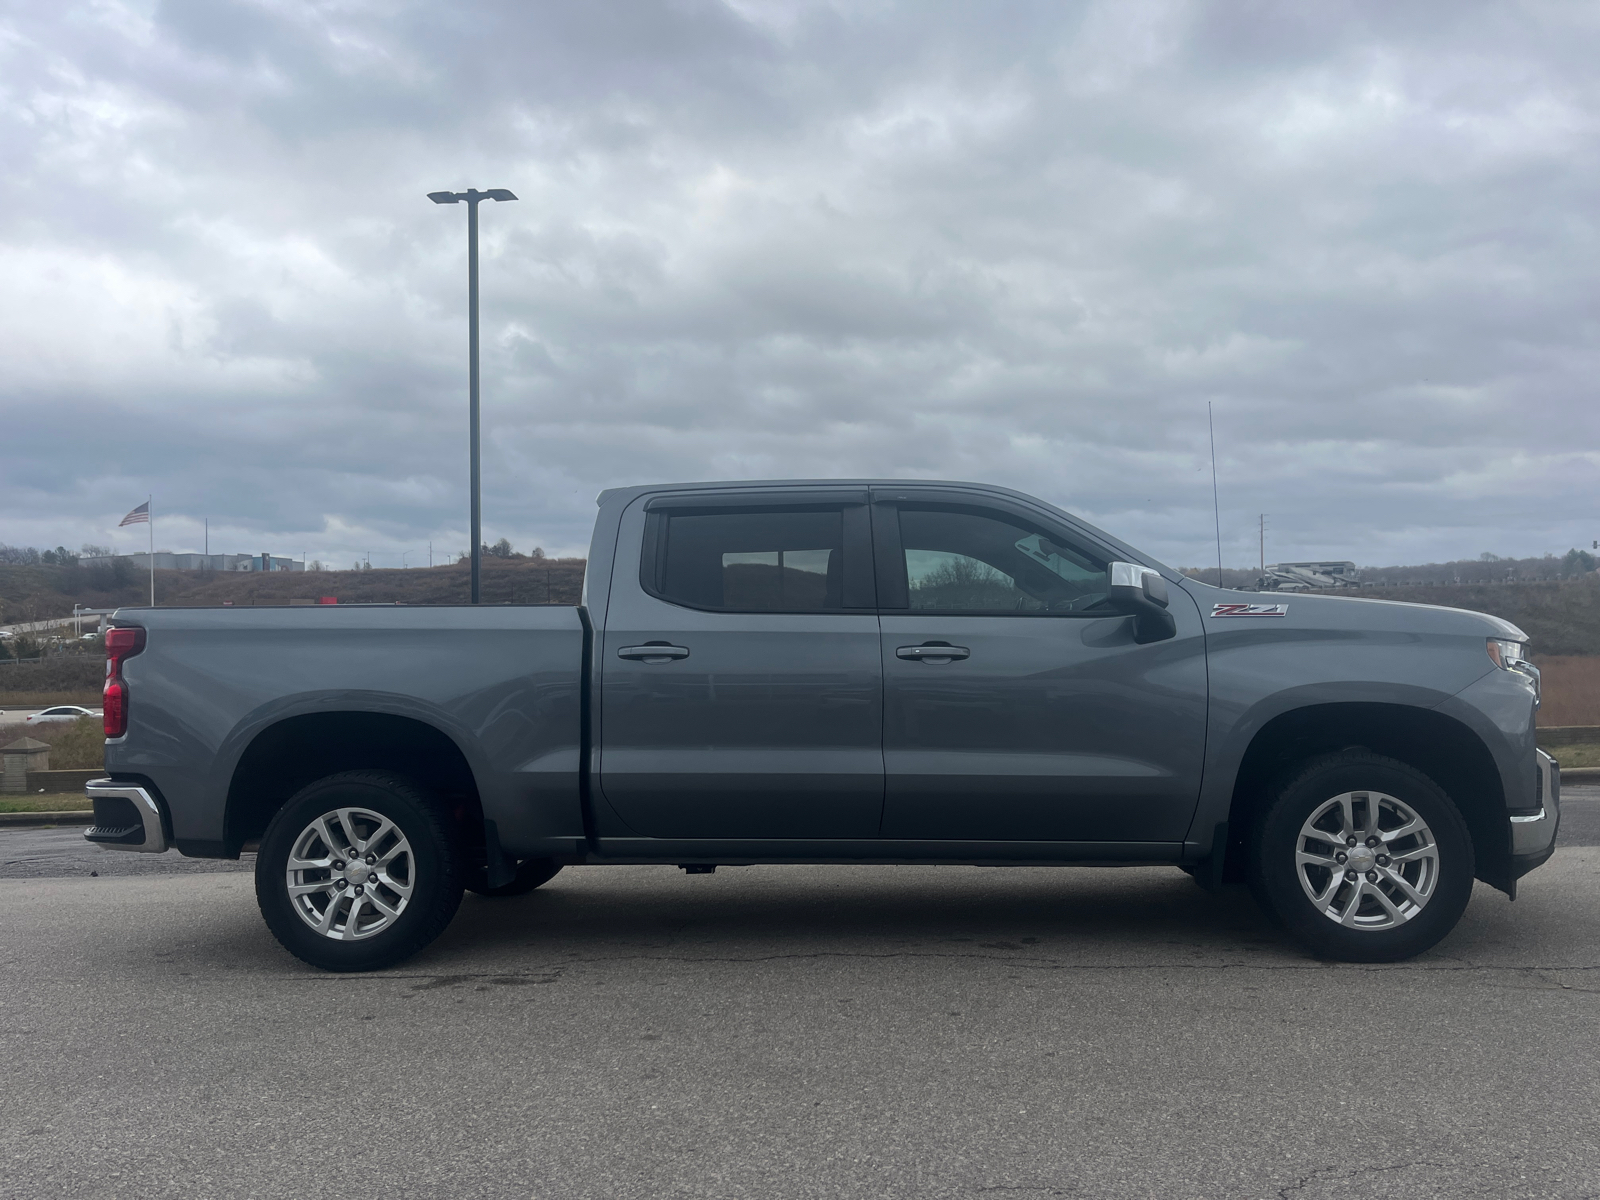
1259,514,1267,575
427,186,518,604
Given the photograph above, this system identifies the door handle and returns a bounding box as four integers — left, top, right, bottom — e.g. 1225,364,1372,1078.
896,644,970,662
618,644,690,663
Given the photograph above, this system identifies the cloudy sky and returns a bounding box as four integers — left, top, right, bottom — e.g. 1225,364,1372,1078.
2,0,1596,571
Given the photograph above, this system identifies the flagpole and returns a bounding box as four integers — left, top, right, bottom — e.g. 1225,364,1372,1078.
148,494,155,606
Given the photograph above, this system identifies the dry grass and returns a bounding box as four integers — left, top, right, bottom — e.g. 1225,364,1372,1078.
1348,581,1600,655
0,715,105,768
35,715,106,768
1533,656,1600,726
0,656,104,695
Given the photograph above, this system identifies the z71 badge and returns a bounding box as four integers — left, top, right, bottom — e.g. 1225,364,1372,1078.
1211,602,1289,618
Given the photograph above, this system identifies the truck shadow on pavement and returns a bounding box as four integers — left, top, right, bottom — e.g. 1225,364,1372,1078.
135,860,1537,974
421,864,1317,967
409,860,1548,973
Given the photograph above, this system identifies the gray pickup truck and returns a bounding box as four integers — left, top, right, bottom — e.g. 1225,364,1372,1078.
85,479,1559,971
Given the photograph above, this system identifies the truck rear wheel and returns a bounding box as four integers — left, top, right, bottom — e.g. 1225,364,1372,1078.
255,771,465,972
1248,751,1475,963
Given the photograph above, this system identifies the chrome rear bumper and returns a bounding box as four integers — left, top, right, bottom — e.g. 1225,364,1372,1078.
82,779,168,854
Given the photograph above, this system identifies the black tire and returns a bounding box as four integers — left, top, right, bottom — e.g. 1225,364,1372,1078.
1248,750,1475,963
467,857,563,898
255,771,465,972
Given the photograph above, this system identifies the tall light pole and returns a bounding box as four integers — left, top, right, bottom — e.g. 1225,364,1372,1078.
428,186,518,604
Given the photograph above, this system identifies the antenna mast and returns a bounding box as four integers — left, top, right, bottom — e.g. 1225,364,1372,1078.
1208,404,1222,584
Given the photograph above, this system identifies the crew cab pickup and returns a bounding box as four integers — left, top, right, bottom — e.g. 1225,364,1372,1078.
86,479,1559,970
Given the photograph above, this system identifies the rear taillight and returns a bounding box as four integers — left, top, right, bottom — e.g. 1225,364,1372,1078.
103,625,146,738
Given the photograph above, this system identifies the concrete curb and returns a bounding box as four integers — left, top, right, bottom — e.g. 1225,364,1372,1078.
0,810,93,828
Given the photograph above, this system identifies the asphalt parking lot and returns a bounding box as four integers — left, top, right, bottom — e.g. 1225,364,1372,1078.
2,793,1597,1200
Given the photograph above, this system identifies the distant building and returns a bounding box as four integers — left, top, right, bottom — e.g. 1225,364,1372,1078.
80,553,304,573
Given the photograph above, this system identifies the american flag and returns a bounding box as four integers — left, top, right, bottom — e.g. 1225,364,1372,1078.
119,502,150,527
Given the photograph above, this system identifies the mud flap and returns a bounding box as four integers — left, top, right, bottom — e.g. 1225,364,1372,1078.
482,819,517,889
1190,821,1229,893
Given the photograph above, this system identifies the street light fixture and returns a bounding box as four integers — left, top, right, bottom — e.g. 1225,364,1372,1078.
428,186,518,604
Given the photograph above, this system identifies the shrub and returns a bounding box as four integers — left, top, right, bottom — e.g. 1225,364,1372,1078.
3,715,105,769
48,715,106,769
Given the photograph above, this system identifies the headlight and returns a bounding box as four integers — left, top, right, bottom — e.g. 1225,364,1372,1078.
1488,637,1540,706
1486,638,1527,670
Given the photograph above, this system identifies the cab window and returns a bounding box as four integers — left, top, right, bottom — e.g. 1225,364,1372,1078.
653,509,846,612
897,507,1111,614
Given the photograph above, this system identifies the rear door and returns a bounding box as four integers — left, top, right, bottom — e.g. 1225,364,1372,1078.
872,489,1207,844
598,490,884,840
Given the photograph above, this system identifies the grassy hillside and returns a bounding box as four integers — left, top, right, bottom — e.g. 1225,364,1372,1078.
0,556,585,624
1345,580,1600,656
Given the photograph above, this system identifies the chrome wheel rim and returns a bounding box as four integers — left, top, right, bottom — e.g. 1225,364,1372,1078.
1295,790,1439,930
285,808,414,941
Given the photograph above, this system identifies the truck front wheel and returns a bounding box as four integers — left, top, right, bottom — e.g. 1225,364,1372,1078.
256,771,466,972
1248,751,1475,963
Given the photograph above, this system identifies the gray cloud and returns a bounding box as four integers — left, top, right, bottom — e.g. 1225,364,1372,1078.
1,0,1596,571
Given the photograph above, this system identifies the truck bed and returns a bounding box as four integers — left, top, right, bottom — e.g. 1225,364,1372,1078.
107,604,586,858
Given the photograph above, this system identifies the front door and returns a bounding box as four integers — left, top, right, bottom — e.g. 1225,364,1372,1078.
599,492,884,840
873,493,1207,843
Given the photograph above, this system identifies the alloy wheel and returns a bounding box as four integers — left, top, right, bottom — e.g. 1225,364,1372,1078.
284,807,415,940
1294,790,1439,930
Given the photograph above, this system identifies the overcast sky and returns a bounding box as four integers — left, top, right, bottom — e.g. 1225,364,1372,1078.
2,0,1596,571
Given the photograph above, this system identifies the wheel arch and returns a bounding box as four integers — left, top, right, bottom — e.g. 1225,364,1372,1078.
1221,701,1510,892
223,710,484,857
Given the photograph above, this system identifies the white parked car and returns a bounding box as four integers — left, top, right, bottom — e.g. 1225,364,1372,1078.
25,705,102,726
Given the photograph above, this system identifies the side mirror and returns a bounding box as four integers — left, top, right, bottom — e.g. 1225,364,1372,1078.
1108,562,1177,644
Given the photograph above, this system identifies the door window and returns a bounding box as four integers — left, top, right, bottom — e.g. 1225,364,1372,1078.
897,508,1112,614
652,509,846,612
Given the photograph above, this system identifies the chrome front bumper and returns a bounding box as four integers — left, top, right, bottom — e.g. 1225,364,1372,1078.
82,778,168,854
1511,750,1561,859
